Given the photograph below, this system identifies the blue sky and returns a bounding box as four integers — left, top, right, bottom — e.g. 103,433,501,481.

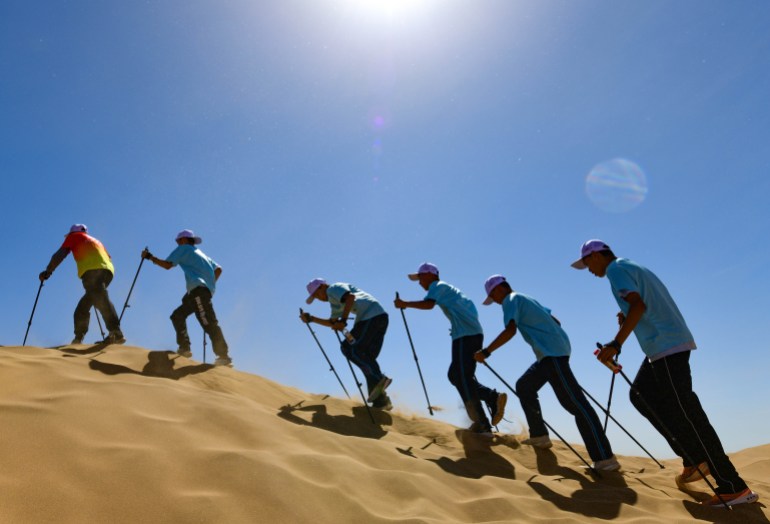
3,1,769,458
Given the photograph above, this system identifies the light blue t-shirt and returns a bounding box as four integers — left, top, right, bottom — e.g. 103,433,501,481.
165,244,220,294
502,292,571,361
425,280,483,340
326,283,385,324
606,258,696,361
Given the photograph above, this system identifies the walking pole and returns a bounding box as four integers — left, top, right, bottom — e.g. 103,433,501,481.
603,372,617,433
396,292,434,416
482,361,598,476
594,343,731,509
300,308,350,398
203,332,207,364
579,385,664,468
23,281,45,346
93,308,106,339
335,330,376,425
119,249,147,322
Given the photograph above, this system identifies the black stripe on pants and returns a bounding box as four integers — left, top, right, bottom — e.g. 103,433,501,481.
631,350,747,493
517,356,614,462
447,334,496,426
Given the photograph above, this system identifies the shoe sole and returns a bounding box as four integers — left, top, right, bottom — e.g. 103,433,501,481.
491,393,507,426
703,490,759,507
522,438,553,449
367,377,392,402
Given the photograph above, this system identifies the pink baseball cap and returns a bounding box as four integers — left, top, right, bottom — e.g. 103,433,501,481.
571,239,611,269
305,278,327,304
69,224,87,234
483,274,507,305
176,229,202,245
408,262,439,281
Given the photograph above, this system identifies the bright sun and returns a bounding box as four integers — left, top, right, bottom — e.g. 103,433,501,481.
347,0,436,18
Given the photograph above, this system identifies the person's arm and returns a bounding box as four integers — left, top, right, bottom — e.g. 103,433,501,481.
475,320,517,362
299,311,337,329
40,247,70,280
597,292,646,363
214,267,222,281
394,297,435,310
142,248,173,270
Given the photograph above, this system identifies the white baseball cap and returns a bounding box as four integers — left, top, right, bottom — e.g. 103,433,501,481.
305,278,327,304
483,274,507,305
176,229,202,245
571,239,611,269
69,224,87,234
408,262,439,281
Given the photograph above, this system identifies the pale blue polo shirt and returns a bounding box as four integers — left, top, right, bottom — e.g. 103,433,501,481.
502,292,571,361
606,258,696,361
165,244,220,294
327,283,385,325
425,280,483,340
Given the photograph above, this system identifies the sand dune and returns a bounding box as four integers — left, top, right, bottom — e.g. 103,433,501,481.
1,344,767,523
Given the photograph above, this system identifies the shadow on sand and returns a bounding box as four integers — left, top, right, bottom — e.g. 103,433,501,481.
88,350,214,380
426,429,517,481
526,446,637,520
277,400,391,440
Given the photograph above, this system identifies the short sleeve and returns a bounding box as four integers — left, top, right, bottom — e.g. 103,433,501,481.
606,264,639,298
424,282,443,303
165,245,185,266
503,295,520,328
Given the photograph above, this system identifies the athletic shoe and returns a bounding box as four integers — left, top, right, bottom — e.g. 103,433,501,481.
593,456,621,472
101,331,126,345
675,462,711,484
675,462,710,484
177,348,193,358
701,488,759,507
489,392,507,426
469,421,494,437
71,336,84,345
372,396,393,411
522,435,553,449
214,356,233,367
367,376,393,402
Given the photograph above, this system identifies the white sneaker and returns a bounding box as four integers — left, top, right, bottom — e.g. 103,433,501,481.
593,456,621,472
177,348,193,358
522,435,553,449
214,356,233,367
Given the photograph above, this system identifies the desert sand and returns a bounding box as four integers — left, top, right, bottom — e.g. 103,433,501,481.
1,344,767,524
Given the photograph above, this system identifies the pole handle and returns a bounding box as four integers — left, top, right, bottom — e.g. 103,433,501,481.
595,343,622,373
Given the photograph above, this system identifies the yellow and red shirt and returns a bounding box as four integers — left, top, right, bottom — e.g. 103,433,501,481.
61,232,114,277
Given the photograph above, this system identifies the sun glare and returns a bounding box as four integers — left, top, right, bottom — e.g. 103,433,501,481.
346,0,436,19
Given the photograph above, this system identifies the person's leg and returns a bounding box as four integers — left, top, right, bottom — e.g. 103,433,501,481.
73,278,94,340
650,352,748,494
448,335,490,427
546,356,614,461
170,293,195,351
515,360,550,437
85,269,122,334
189,287,229,359
344,315,388,394
629,356,688,459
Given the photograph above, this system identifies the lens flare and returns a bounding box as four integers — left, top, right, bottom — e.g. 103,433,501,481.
586,158,648,213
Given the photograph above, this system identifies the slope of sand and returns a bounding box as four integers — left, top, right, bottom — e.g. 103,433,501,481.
1,345,768,524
